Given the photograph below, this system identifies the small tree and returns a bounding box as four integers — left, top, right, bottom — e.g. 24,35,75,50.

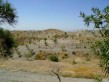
51,64,61,82
0,0,17,59
80,6,109,75
64,32,68,38
52,68,61,82
54,38,58,44
0,0,17,25
44,38,48,46
0,28,17,58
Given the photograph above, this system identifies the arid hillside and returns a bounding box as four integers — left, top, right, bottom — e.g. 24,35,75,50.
11,29,97,45
0,29,103,79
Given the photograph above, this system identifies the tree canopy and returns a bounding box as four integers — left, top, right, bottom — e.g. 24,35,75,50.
0,0,17,25
0,0,17,59
80,6,109,75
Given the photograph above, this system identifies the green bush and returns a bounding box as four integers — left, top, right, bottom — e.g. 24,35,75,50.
0,28,17,58
94,75,102,82
49,54,59,62
53,38,58,44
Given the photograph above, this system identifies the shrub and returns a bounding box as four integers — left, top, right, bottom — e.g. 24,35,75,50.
0,28,17,58
34,51,47,60
64,32,68,38
25,52,33,60
72,59,77,64
62,53,68,59
72,51,76,55
43,38,48,46
94,75,102,82
58,52,69,59
49,54,59,62
84,53,91,61
61,45,66,51
53,38,58,44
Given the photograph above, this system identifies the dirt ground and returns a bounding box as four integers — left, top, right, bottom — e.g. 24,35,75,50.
0,69,108,82
0,69,104,82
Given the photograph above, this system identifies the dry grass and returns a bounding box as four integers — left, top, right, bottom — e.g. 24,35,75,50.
0,58,105,79
61,60,105,79
62,66,103,78
34,50,48,60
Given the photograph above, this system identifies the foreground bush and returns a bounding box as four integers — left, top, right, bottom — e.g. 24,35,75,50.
0,28,16,58
80,6,109,75
0,0,17,59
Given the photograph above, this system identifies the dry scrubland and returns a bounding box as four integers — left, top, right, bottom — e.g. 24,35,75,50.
0,29,105,79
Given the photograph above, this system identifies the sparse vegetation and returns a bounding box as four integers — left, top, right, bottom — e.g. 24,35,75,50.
1,29,104,80
0,0,108,82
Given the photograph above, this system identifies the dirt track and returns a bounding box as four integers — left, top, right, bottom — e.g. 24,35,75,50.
0,69,108,82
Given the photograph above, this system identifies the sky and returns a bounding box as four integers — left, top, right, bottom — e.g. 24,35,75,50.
2,0,109,31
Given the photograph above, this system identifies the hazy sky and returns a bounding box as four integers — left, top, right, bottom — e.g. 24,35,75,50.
3,0,109,31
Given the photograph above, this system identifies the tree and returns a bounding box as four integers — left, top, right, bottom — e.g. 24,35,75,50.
80,6,109,75
44,38,48,46
0,0,17,25
53,38,58,44
0,28,17,58
0,0,17,59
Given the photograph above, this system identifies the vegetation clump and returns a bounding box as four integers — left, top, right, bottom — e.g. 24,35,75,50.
0,28,17,58
53,38,58,44
34,50,47,60
49,53,59,62
58,52,69,59
25,51,34,60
